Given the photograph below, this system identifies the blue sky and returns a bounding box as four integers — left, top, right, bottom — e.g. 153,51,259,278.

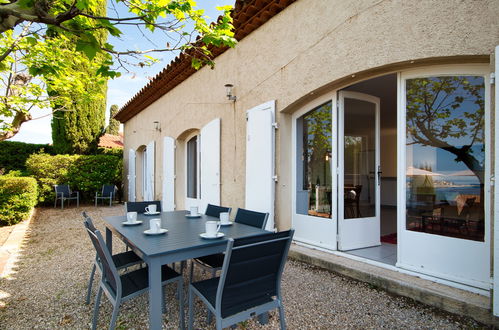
9,0,234,144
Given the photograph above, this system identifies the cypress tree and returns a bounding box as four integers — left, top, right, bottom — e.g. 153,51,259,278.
106,104,120,135
50,0,108,155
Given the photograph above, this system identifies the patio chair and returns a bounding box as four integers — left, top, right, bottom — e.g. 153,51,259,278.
54,184,79,209
188,229,294,330
95,184,117,207
189,208,269,282
125,200,162,213
204,204,232,217
82,212,143,305
85,218,184,330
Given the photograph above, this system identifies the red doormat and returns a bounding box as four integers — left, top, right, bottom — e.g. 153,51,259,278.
381,233,397,244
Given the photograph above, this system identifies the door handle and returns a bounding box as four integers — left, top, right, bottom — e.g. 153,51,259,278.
377,166,382,186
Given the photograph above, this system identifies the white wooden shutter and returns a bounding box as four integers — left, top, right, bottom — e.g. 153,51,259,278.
146,140,155,200
128,149,136,202
162,136,175,211
200,118,221,212
245,100,276,231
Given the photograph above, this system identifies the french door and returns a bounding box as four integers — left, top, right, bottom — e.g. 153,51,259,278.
292,93,337,251
338,91,381,251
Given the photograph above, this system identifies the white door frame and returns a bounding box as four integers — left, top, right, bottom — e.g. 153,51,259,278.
291,90,337,251
493,45,499,315
337,91,381,251
396,64,491,289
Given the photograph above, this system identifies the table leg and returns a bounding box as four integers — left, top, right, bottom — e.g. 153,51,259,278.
148,259,162,330
106,227,112,254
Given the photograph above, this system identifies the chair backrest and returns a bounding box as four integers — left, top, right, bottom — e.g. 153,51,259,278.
55,184,71,197
216,230,294,318
125,201,161,213
102,184,116,196
234,208,269,229
84,218,120,296
205,204,231,218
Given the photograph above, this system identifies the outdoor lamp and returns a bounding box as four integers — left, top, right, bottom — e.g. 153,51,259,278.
153,121,161,132
224,84,237,101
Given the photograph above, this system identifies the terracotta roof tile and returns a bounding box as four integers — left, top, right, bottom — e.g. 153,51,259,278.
114,0,296,123
99,133,124,149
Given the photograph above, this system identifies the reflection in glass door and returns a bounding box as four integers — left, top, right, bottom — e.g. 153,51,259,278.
338,91,380,251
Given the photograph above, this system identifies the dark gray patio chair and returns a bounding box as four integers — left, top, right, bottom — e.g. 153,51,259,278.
190,208,269,283
125,200,162,213
85,218,184,330
188,229,294,330
204,204,231,217
54,184,79,209
95,185,117,207
82,212,143,305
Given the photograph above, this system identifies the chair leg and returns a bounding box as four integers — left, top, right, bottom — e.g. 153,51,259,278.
109,301,120,330
86,264,97,304
178,279,185,329
92,287,103,330
189,260,194,283
54,197,57,208
188,288,194,330
278,302,286,330
207,309,212,324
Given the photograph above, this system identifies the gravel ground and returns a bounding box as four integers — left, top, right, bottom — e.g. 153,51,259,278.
0,206,483,329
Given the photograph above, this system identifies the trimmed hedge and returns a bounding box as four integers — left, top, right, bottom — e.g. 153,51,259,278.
0,141,55,173
0,176,38,226
26,153,122,204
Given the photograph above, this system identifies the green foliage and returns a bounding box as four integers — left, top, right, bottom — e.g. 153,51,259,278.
107,104,120,135
50,0,107,155
96,147,123,158
0,141,55,173
26,153,122,203
0,176,38,226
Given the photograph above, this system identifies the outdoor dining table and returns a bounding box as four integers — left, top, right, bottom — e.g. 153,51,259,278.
102,210,269,330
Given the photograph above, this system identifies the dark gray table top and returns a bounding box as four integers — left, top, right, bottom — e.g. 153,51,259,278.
103,210,268,257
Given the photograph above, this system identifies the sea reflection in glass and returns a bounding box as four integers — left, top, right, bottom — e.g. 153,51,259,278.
405,76,485,241
296,102,332,218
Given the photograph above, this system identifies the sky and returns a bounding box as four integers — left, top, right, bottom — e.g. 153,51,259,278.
9,0,235,144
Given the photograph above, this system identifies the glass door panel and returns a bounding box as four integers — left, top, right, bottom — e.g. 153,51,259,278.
344,98,376,219
405,76,485,242
338,91,380,251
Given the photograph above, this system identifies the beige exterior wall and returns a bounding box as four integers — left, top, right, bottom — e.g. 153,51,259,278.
123,0,499,228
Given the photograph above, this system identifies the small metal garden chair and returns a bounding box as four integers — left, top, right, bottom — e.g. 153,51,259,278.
54,184,79,209
95,184,117,207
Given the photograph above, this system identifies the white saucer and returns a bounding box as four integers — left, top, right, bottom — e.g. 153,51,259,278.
122,220,143,226
200,232,225,239
144,211,160,216
144,228,168,235
218,221,233,226
185,214,202,218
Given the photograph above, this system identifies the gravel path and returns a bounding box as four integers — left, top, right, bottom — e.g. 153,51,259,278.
0,206,482,329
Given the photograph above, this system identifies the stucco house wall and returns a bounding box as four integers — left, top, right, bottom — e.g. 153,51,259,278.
122,0,498,231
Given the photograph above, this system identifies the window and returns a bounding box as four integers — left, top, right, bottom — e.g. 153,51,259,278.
296,101,333,218
186,136,198,199
405,75,485,241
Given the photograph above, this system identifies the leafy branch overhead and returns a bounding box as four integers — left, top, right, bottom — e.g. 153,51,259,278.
0,0,237,141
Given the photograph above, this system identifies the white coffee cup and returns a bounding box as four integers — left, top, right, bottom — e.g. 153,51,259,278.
126,212,137,223
149,218,161,233
190,206,199,216
145,204,157,214
219,212,230,225
205,221,221,237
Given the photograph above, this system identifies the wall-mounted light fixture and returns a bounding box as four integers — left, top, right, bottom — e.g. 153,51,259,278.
224,84,237,101
153,121,161,132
